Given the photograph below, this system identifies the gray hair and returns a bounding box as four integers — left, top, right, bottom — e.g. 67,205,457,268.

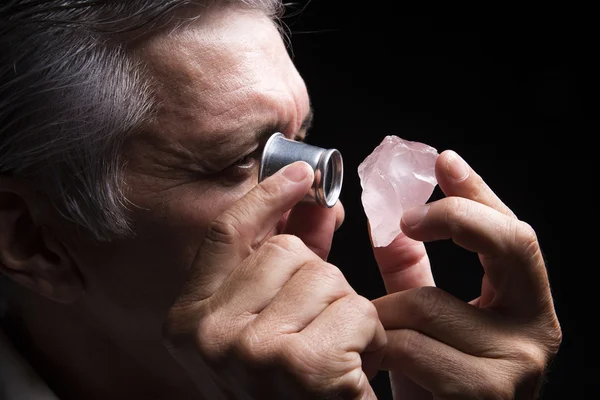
0,0,284,241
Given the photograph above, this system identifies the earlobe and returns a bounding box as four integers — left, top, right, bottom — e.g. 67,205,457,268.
0,179,84,304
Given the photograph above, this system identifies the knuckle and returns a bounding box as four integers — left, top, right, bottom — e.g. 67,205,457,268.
544,317,563,355
444,196,469,234
303,260,347,286
205,214,242,248
293,261,354,302
514,220,541,260
347,293,379,320
482,343,549,399
233,325,278,367
283,338,364,397
320,262,347,285
195,313,229,362
468,173,487,203
409,286,447,326
248,181,280,208
331,366,368,398
446,196,468,217
397,329,427,357
264,234,307,256
514,342,548,377
280,339,308,371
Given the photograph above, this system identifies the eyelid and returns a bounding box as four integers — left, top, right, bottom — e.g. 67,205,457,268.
233,154,257,169
211,130,308,185
224,127,308,169
225,146,261,172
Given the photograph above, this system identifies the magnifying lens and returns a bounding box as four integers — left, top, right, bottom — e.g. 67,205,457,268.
258,133,344,208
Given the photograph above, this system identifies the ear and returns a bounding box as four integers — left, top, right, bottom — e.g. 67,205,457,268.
0,176,83,304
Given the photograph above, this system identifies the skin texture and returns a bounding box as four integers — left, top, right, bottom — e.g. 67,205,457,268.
0,4,561,400
371,150,562,399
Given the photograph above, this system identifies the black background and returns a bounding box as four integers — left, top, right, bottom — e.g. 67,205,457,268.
283,1,596,399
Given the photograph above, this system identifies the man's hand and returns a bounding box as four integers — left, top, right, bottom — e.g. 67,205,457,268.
164,161,386,400
372,150,562,399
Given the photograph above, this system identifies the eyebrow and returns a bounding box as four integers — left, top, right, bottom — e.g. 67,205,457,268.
253,106,314,145
154,106,316,174
201,105,316,164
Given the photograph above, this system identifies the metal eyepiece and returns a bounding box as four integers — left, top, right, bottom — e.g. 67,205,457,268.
258,133,344,208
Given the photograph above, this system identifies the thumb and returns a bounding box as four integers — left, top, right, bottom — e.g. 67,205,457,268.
182,161,314,302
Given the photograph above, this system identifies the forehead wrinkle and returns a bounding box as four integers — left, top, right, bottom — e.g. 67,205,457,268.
138,9,278,102
145,21,285,131
136,6,308,160
193,85,281,145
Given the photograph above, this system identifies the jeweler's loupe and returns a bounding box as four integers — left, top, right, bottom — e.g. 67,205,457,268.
258,133,343,208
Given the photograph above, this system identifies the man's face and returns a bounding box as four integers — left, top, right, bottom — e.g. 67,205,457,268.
56,5,340,374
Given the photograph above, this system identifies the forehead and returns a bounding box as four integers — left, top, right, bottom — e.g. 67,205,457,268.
135,6,310,149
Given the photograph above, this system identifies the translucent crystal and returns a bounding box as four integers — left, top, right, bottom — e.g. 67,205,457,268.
358,135,439,247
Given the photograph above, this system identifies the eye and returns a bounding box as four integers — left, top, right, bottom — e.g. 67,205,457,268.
219,149,261,183
217,133,306,184
232,153,257,169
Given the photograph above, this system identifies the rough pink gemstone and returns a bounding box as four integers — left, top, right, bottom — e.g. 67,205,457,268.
358,135,439,247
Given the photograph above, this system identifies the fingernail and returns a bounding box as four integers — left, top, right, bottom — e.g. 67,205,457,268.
281,162,311,182
402,205,430,227
447,151,469,182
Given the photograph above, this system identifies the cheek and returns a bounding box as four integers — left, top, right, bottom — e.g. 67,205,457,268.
148,180,257,260
70,181,258,322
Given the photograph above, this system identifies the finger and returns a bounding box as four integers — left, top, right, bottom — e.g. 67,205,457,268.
183,161,314,301
283,201,341,260
249,259,354,334
388,372,432,400
381,329,503,399
334,200,345,231
370,226,435,294
400,198,551,314
436,150,516,219
211,234,322,315
373,287,510,356
298,294,386,385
